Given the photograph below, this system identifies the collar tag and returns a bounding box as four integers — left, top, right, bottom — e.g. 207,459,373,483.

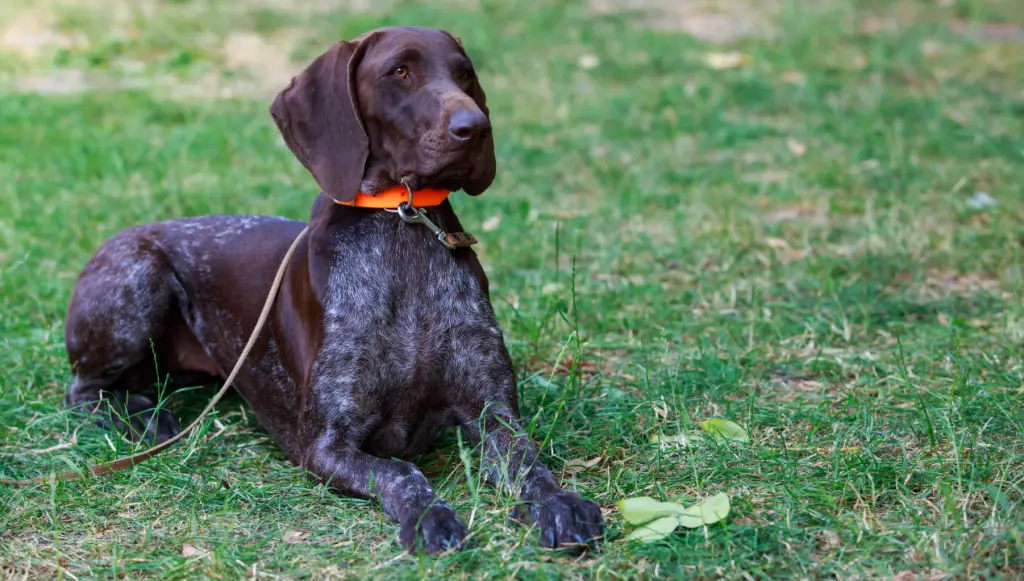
443,231,478,249
396,203,477,250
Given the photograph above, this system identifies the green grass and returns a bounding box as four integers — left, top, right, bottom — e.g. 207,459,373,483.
2,0,1024,578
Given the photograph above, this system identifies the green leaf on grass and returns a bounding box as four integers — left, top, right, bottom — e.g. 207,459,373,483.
676,493,731,528
618,496,688,525
626,515,681,542
621,493,732,543
700,418,749,443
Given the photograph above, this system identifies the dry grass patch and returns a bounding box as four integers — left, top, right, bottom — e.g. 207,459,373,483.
589,0,779,43
0,0,397,98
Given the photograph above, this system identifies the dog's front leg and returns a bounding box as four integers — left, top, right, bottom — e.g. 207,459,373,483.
302,441,467,554
458,403,604,549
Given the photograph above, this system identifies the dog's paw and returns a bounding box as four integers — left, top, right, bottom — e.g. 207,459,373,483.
528,491,604,550
399,504,468,555
72,394,181,445
131,407,180,444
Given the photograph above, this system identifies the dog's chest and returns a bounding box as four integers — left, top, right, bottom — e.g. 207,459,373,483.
308,217,502,450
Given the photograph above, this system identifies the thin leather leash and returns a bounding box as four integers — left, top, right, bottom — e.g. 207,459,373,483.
0,226,309,487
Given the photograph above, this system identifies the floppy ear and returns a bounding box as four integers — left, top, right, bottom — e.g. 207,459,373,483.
270,36,377,202
446,33,496,196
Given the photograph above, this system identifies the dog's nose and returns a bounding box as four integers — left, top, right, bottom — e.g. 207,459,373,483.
449,108,490,141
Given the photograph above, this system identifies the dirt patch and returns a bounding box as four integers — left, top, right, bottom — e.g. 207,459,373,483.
1,11,80,58
922,269,1009,299
589,0,778,43
951,20,1024,42
11,69,92,94
0,0,396,99
220,30,303,97
5,28,302,99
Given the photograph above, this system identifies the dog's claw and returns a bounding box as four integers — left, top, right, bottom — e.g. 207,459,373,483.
442,534,462,551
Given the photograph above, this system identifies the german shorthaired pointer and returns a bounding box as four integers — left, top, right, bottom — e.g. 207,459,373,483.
62,26,604,553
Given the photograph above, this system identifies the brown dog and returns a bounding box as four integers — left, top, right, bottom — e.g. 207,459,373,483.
62,26,603,553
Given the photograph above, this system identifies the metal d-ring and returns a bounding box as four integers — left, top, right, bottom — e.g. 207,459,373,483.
397,179,418,222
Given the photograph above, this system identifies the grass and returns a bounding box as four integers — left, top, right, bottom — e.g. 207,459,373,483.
2,0,1023,578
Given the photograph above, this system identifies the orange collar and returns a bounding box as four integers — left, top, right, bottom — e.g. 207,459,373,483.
333,186,450,209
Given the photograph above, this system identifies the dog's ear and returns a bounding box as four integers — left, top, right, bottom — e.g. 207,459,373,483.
446,32,496,196
270,36,378,202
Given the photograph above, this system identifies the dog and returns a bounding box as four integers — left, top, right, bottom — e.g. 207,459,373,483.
61,26,604,553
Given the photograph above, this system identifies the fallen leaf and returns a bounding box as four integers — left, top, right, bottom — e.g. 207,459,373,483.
703,52,747,70
283,530,309,544
481,215,501,231
182,544,207,558
626,515,680,542
622,493,732,543
565,456,602,470
619,497,689,525
675,493,731,529
700,418,749,443
786,137,807,156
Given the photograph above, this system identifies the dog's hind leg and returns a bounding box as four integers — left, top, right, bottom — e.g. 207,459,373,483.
63,231,182,444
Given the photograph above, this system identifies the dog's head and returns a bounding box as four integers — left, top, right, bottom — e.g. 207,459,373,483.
271,26,496,202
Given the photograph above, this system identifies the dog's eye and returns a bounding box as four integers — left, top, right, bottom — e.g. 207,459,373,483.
457,70,473,82
392,66,409,79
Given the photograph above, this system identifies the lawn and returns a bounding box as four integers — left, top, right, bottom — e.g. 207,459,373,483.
1,0,1023,578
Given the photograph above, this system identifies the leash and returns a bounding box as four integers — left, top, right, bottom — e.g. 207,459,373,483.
0,227,309,487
